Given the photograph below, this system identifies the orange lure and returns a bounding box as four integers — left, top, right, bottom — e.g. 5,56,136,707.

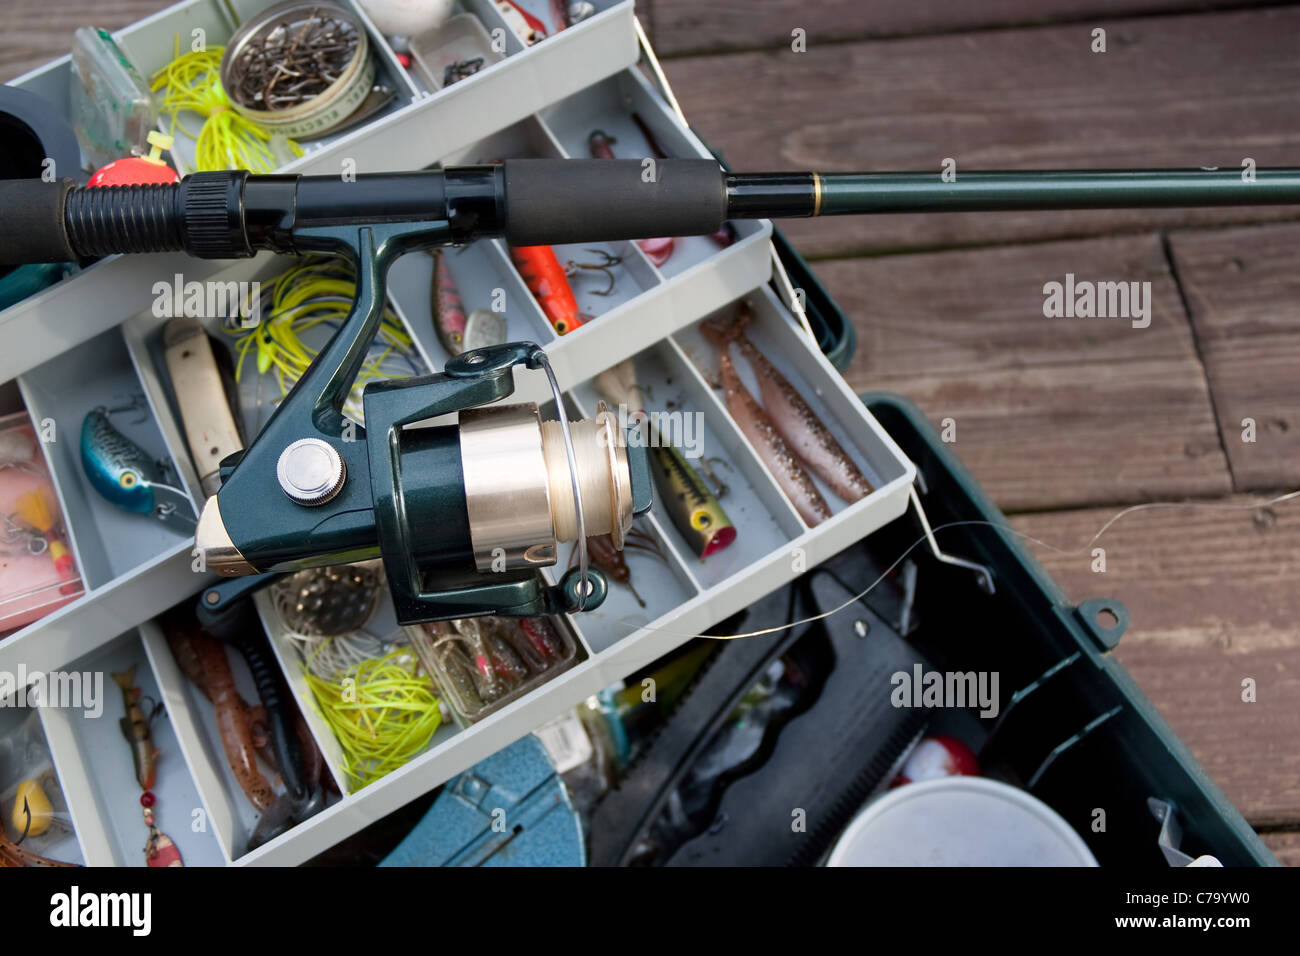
510,245,585,335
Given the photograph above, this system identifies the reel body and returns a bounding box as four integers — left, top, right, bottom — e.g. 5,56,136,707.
194,217,651,624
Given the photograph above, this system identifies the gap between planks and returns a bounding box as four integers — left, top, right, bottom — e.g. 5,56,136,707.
658,7,1300,257
644,0,1285,57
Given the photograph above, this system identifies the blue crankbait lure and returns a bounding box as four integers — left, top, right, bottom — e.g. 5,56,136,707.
80,408,195,531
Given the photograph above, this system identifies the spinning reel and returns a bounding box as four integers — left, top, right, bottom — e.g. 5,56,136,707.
2,158,1298,624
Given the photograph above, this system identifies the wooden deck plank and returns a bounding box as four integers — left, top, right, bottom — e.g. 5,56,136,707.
1167,222,1300,492
1010,500,1300,826
1261,830,1300,866
0,0,159,80
826,234,1231,510
884,358,1229,510
661,8,1300,256
647,0,1265,56
824,234,1196,379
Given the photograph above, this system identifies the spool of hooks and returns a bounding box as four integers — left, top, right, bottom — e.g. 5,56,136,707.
221,1,375,141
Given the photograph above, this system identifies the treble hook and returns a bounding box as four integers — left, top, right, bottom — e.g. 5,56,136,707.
99,394,149,426
142,696,166,726
565,249,623,296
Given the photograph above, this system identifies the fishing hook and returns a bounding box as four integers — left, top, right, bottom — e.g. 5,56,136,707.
142,695,166,727
14,797,30,846
565,249,623,296
99,395,149,426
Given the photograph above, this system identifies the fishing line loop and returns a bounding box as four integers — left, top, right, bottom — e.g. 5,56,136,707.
572,488,1300,642
534,349,590,610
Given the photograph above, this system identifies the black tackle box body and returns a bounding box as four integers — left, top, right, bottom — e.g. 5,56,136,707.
770,228,1274,867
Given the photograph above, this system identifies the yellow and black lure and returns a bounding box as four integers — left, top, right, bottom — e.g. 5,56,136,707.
596,359,736,560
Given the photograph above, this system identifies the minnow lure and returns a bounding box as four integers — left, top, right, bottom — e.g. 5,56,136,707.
429,633,483,711
519,616,563,662
701,324,831,526
588,130,676,267
727,307,873,503
495,0,547,44
114,666,158,791
80,408,194,531
430,249,468,355
113,665,183,867
485,616,547,674
510,245,587,334
596,358,736,559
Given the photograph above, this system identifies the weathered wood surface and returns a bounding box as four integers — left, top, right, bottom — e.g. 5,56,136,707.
646,0,1265,56
823,234,1231,510
660,8,1300,256
0,0,158,80
1,0,1295,858
1261,830,1300,866
1168,222,1300,492
1012,500,1300,827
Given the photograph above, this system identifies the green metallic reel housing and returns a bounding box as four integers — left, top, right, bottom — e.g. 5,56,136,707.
197,218,651,625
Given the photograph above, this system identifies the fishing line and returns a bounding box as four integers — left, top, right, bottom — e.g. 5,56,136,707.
571,488,1300,642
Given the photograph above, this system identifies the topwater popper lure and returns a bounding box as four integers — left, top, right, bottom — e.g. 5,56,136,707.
510,245,585,335
79,407,195,531
596,358,736,559
510,244,624,334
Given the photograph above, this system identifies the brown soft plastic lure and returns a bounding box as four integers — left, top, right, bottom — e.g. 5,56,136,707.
702,321,831,526
191,634,277,812
730,307,873,503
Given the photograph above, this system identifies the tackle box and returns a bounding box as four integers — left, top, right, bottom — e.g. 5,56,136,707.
844,393,1272,865
0,0,1269,867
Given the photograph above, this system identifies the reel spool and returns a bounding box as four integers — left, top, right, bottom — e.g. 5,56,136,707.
196,341,651,625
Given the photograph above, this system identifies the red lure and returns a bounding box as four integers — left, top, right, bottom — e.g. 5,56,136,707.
510,245,585,334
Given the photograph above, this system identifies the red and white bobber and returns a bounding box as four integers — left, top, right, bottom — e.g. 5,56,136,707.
892,735,980,787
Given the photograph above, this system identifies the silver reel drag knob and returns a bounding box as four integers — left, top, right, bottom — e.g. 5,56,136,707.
277,438,347,506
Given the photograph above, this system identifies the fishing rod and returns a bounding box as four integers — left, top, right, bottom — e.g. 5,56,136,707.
2,158,1298,627
4,161,1300,263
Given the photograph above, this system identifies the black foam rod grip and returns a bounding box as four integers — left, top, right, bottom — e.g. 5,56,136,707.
502,158,726,246
0,178,76,264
